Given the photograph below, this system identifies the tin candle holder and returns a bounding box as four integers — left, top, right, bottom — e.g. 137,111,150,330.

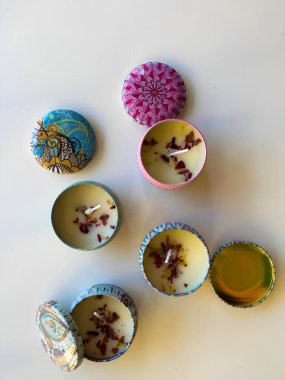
36,284,138,371
51,181,120,250
30,109,96,174
137,119,207,189
138,222,210,296
210,241,276,308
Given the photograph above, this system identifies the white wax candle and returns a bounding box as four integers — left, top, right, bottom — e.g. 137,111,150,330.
52,183,119,250
71,295,135,360
141,120,206,185
143,229,209,294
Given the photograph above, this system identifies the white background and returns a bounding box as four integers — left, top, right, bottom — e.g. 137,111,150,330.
1,1,285,379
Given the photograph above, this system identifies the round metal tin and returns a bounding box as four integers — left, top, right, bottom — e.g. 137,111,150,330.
70,284,138,362
51,181,121,251
138,222,210,296
210,241,276,308
30,109,96,174
36,300,84,371
122,62,186,127
137,119,207,190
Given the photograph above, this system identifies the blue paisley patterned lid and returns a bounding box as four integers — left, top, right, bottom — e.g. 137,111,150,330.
36,300,84,371
30,109,96,174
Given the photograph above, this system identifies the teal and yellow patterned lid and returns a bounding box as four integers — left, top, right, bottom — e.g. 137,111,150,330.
30,109,96,174
36,300,84,371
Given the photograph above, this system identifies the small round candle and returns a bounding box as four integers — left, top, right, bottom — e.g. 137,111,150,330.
210,241,276,308
70,284,138,361
139,222,209,296
138,119,206,189
52,182,120,250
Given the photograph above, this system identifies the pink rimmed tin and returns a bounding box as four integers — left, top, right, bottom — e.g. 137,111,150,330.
137,119,207,190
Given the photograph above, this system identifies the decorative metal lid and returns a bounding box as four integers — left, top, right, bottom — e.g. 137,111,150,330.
36,300,84,371
122,62,186,127
30,109,96,174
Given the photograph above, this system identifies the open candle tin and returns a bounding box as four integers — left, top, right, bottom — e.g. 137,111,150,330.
51,181,121,250
137,119,207,189
30,109,96,174
210,241,276,308
36,284,138,371
138,222,210,296
122,62,207,189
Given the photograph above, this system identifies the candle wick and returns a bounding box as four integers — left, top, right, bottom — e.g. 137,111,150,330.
166,148,190,158
84,204,101,216
165,249,172,264
93,311,104,321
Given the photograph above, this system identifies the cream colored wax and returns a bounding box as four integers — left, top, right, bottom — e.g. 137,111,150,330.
52,183,119,250
143,229,209,294
141,120,206,185
71,295,134,360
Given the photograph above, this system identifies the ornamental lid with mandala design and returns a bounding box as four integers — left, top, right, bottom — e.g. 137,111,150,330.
36,300,84,371
122,62,186,127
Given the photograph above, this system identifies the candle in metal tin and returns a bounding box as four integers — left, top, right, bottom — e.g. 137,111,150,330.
137,119,206,189
139,222,210,296
210,241,276,308
51,182,120,250
36,284,138,371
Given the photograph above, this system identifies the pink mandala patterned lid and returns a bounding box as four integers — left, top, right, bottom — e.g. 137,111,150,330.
122,62,186,127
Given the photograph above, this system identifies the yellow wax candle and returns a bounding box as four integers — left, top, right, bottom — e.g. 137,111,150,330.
141,224,209,295
138,120,206,189
52,182,120,250
71,295,135,360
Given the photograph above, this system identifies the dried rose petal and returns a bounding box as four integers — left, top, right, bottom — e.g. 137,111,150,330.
100,214,109,226
185,131,194,143
86,331,99,337
110,225,116,229
110,205,116,209
160,154,169,163
112,347,119,355
79,224,89,234
97,234,102,243
175,161,186,170
184,283,188,288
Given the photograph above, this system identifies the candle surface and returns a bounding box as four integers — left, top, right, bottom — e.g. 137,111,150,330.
52,183,119,250
210,242,275,307
143,229,209,294
140,120,206,187
71,295,135,360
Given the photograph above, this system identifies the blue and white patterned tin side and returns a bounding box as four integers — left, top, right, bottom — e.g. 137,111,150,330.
138,222,210,297
30,109,96,174
70,284,138,362
36,300,84,371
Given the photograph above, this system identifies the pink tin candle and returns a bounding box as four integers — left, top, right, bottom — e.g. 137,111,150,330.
137,119,207,190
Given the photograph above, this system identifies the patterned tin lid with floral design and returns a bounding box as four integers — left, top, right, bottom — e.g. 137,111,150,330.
36,300,84,371
30,109,96,174
122,62,186,127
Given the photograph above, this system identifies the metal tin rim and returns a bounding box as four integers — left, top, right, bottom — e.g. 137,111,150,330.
209,240,276,308
51,181,121,251
137,119,207,190
138,222,210,296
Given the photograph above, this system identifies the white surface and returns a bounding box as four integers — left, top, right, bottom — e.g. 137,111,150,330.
0,1,285,379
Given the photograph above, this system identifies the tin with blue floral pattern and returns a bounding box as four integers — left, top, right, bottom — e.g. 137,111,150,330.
30,109,96,174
